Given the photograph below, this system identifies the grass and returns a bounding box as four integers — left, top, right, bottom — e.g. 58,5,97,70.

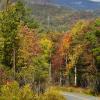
38,87,66,100
53,86,98,96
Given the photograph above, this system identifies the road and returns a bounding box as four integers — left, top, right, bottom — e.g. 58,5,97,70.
62,92,99,100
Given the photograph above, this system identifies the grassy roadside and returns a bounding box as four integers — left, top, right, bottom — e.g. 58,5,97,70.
38,87,66,100
0,81,66,100
53,86,100,97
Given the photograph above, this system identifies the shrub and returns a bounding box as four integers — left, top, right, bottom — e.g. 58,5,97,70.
20,84,37,100
0,81,20,100
39,87,66,100
0,81,37,100
0,82,66,100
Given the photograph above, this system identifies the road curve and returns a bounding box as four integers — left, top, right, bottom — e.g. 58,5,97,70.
62,92,99,100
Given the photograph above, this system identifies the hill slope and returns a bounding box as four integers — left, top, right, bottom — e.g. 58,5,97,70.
27,4,100,31
0,0,100,32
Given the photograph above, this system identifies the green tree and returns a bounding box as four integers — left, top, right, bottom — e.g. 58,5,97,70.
33,38,53,82
0,1,40,81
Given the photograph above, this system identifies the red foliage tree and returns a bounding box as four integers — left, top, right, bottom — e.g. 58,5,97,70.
51,32,72,83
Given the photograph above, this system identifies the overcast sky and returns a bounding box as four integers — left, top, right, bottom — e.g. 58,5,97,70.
90,0,100,2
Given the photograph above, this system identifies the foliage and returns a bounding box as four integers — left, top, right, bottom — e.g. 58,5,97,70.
69,19,100,93
0,0,100,97
40,38,53,56
17,25,39,67
0,82,66,100
39,87,66,100
0,81,37,100
68,44,84,69
32,37,53,82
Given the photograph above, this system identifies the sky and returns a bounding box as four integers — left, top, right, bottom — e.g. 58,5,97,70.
89,0,100,2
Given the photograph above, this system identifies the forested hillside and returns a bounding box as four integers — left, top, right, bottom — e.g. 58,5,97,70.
28,4,100,32
0,1,100,100
0,0,100,32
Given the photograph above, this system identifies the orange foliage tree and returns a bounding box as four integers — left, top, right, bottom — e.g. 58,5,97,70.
51,33,72,83
17,25,40,68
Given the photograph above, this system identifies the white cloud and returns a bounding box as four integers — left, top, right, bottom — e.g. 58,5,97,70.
71,1,82,5
75,1,82,5
89,0,100,2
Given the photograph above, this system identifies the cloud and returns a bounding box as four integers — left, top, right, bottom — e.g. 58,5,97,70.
75,1,82,5
89,0,100,2
71,1,83,5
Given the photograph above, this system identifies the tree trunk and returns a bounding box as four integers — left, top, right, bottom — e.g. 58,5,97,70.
49,62,52,85
13,48,16,80
59,74,62,86
66,55,70,86
74,66,77,86
49,51,52,85
36,80,41,96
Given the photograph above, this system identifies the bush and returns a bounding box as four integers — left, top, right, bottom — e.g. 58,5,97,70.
0,82,66,100
0,81,20,100
0,81,37,100
39,87,66,100
20,84,37,100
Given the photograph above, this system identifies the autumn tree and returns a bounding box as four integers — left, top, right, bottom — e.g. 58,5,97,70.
16,25,40,85
67,19,100,93
51,33,72,85
0,1,40,80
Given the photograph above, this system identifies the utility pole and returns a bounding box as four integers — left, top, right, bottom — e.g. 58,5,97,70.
6,0,10,10
47,15,50,28
47,13,51,85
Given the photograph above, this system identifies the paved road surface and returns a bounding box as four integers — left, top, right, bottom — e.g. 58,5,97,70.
63,92,99,100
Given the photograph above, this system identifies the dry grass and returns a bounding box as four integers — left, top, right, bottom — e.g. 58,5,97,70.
38,87,66,100
53,86,96,96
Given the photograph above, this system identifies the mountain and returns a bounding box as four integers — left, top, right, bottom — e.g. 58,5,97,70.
0,0,100,32
21,0,100,31
23,0,100,10
50,0,100,10
1,0,100,10
27,4,100,32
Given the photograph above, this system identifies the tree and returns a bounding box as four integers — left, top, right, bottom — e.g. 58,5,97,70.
67,19,100,93
32,37,53,82
51,33,72,85
16,25,40,85
0,1,26,67
0,1,40,80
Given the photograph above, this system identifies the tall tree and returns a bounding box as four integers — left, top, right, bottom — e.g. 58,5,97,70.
0,1,39,80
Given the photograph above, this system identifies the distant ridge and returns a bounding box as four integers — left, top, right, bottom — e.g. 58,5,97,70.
0,0,100,32
23,0,50,5
23,0,100,10
1,0,100,10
